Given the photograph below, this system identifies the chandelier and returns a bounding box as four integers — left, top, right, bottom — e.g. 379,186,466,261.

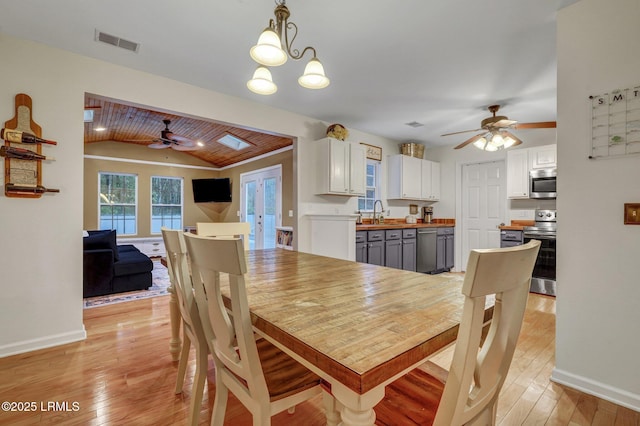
247,0,329,95
473,131,520,151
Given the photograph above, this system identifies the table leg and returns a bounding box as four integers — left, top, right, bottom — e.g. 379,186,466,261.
168,285,182,361
332,383,384,426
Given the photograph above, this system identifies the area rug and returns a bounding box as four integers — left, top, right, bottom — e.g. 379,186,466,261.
83,260,170,308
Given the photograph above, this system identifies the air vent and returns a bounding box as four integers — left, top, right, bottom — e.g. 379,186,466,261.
95,30,140,53
405,121,424,128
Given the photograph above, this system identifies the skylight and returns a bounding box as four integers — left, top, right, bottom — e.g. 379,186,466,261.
217,133,251,151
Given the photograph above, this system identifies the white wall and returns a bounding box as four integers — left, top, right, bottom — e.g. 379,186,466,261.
0,34,396,356
554,0,640,410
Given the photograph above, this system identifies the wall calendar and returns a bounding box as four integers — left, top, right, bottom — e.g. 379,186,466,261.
590,85,640,159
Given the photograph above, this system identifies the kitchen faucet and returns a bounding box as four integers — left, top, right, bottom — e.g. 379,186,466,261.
373,200,384,224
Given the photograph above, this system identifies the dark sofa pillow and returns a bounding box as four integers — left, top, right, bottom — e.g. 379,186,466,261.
83,230,119,261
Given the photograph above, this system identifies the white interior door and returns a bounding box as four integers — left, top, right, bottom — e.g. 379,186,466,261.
461,160,506,270
240,165,282,250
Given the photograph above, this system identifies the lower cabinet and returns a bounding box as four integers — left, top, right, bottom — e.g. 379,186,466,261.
357,230,385,265
357,227,452,273
385,230,402,269
435,227,454,273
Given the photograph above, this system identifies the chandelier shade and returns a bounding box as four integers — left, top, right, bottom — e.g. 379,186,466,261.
250,27,288,66
247,0,329,95
247,66,278,95
298,57,330,89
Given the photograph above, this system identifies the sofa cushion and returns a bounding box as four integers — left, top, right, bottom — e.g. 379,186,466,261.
84,230,119,261
117,244,139,254
114,250,153,277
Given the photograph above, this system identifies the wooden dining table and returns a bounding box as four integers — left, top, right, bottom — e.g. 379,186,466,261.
206,248,492,426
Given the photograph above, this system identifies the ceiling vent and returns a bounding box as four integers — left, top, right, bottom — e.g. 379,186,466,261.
95,30,140,53
405,121,424,128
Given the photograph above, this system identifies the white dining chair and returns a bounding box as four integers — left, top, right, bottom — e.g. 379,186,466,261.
183,233,332,426
375,240,541,426
161,228,210,426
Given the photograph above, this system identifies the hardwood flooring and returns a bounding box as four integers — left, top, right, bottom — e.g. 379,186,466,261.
0,294,637,425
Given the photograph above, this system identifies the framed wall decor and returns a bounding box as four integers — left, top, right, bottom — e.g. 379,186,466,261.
361,143,382,161
624,203,640,225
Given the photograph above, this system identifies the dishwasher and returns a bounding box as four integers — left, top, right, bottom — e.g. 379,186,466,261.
417,228,437,273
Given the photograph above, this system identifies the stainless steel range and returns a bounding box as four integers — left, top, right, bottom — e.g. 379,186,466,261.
524,209,557,296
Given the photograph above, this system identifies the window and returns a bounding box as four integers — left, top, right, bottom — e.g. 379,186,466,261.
151,176,183,234
99,173,137,235
358,159,380,211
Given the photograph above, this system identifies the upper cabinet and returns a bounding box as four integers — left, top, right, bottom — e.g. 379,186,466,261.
388,154,440,201
529,144,557,169
507,144,556,199
315,138,366,196
507,149,530,198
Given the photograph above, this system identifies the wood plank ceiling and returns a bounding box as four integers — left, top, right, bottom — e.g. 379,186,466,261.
84,94,293,168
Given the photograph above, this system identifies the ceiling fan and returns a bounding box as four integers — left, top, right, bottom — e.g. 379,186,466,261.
144,119,198,151
442,105,557,150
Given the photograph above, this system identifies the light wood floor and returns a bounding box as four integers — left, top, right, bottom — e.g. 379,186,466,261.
0,293,637,425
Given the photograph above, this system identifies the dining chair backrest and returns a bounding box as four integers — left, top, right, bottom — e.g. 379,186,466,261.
196,222,251,250
161,228,211,426
433,239,541,425
162,228,198,332
183,233,271,402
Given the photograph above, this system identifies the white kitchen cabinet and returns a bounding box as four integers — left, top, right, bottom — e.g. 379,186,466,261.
315,138,366,196
507,148,530,199
529,144,557,169
421,160,440,201
507,144,557,199
388,154,441,201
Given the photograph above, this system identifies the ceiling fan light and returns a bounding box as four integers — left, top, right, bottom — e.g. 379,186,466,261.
250,27,287,66
247,66,278,95
473,137,487,150
298,57,330,89
485,141,499,152
502,135,516,148
491,133,505,147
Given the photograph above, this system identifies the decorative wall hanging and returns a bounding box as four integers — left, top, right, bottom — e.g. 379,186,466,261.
2,94,59,198
589,85,640,159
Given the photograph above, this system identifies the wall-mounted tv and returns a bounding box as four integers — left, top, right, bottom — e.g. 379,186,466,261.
192,178,232,203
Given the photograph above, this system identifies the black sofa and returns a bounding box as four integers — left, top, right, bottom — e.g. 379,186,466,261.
83,230,154,298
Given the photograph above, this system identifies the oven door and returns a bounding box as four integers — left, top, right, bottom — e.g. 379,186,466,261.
523,233,556,296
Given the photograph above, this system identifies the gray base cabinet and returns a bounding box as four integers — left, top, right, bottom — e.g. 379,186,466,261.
435,227,454,273
401,229,417,271
356,231,368,263
356,227,446,273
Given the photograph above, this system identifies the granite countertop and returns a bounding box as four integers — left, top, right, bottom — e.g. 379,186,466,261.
498,220,535,231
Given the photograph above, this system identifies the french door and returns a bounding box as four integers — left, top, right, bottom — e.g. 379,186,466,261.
240,165,282,250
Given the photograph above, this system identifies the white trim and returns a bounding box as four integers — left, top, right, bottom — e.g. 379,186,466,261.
551,368,640,412
0,328,87,358
83,145,293,171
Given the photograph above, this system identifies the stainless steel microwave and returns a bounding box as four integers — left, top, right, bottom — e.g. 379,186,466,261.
529,168,556,199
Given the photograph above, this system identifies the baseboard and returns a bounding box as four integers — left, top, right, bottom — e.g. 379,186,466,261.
551,367,640,411
0,328,87,358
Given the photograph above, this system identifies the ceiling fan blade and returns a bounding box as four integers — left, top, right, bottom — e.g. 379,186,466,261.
442,128,483,137
170,135,196,147
454,133,485,150
493,119,518,128
148,142,170,149
513,121,557,129
171,144,199,151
